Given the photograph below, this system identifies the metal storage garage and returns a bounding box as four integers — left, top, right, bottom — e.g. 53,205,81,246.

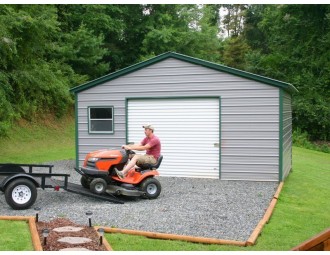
70,52,297,182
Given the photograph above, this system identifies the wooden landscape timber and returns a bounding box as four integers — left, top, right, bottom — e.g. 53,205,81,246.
291,228,330,251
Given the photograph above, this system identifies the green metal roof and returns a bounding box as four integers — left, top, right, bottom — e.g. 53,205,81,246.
70,51,298,94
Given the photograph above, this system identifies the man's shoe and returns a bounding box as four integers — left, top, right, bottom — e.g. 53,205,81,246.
114,168,124,179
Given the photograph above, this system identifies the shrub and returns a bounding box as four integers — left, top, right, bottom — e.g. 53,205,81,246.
293,128,330,153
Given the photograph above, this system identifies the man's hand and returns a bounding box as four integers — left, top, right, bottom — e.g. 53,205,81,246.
122,145,131,150
122,143,148,151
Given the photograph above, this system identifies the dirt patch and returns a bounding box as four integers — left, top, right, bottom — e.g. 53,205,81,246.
36,218,107,251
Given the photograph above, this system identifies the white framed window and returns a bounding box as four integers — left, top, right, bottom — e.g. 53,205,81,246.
88,106,114,133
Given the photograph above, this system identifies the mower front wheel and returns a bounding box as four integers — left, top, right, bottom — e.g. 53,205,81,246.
140,178,161,199
90,178,107,194
80,176,91,189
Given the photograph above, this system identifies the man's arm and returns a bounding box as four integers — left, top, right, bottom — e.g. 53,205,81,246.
122,143,151,151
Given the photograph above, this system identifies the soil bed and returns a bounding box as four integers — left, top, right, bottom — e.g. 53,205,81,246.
36,218,107,251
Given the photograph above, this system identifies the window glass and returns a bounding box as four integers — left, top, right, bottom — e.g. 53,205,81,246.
90,108,112,119
89,107,113,133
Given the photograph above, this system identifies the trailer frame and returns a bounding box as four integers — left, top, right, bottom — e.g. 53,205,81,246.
0,163,123,210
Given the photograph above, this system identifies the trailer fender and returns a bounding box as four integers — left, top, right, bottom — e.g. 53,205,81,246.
0,164,25,174
1,174,40,191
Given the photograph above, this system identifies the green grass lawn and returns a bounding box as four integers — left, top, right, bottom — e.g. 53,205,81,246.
0,220,33,251
0,117,329,251
0,114,75,163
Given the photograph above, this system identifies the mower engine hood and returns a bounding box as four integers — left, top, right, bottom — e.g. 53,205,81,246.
87,149,123,159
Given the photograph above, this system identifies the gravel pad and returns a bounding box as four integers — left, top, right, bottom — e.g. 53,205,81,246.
0,160,278,241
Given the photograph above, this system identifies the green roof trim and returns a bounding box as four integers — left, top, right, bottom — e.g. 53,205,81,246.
70,52,298,94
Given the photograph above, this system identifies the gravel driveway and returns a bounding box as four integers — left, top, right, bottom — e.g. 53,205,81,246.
0,160,278,242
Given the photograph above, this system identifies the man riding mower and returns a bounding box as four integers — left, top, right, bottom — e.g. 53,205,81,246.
76,148,163,199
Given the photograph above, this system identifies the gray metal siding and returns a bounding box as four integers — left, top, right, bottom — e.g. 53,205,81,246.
221,84,279,181
77,58,280,181
282,91,292,180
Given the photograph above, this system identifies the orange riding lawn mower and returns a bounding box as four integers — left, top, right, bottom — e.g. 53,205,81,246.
75,148,163,199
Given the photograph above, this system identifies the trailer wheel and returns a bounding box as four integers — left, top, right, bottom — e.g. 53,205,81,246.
140,178,161,199
4,178,37,210
90,178,107,194
80,176,91,189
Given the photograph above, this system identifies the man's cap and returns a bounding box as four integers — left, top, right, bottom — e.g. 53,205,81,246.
143,124,154,131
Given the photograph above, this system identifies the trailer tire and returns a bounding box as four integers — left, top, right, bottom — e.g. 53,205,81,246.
5,178,37,210
140,178,161,199
90,178,107,194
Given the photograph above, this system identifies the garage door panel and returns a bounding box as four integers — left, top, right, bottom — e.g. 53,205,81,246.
128,98,220,178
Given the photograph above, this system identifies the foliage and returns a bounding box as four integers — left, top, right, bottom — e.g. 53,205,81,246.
0,4,329,141
221,4,247,37
0,77,15,135
139,4,222,62
244,4,330,140
55,5,110,79
221,36,250,69
293,128,330,153
0,5,85,135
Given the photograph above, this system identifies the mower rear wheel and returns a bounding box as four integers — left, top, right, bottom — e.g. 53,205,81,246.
140,178,161,199
80,176,91,189
90,178,107,194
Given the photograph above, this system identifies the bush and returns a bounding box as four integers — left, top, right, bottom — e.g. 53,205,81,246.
293,128,330,153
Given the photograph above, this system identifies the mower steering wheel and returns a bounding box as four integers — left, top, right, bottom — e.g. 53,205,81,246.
126,149,135,156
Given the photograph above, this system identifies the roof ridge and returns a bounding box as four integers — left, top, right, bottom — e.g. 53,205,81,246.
70,52,298,94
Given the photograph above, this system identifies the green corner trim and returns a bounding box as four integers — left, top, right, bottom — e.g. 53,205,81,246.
125,98,129,144
219,97,222,180
70,52,298,94
279,89,284,182
75,93,79,168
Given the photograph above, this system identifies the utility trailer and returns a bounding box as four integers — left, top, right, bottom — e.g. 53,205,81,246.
0,163,123,210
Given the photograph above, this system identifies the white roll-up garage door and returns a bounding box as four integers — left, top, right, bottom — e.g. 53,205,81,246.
127,98,220,179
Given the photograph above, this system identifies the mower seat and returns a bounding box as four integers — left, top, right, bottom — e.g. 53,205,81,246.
136,155,163,171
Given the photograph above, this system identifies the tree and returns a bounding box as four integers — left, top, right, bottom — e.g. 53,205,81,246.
55,4,110,78
140,4,222,63
1,4,327,141
221,4,247,37
0,5,86,135
222,36,250,69
243,5,330,140
243,5,268,52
